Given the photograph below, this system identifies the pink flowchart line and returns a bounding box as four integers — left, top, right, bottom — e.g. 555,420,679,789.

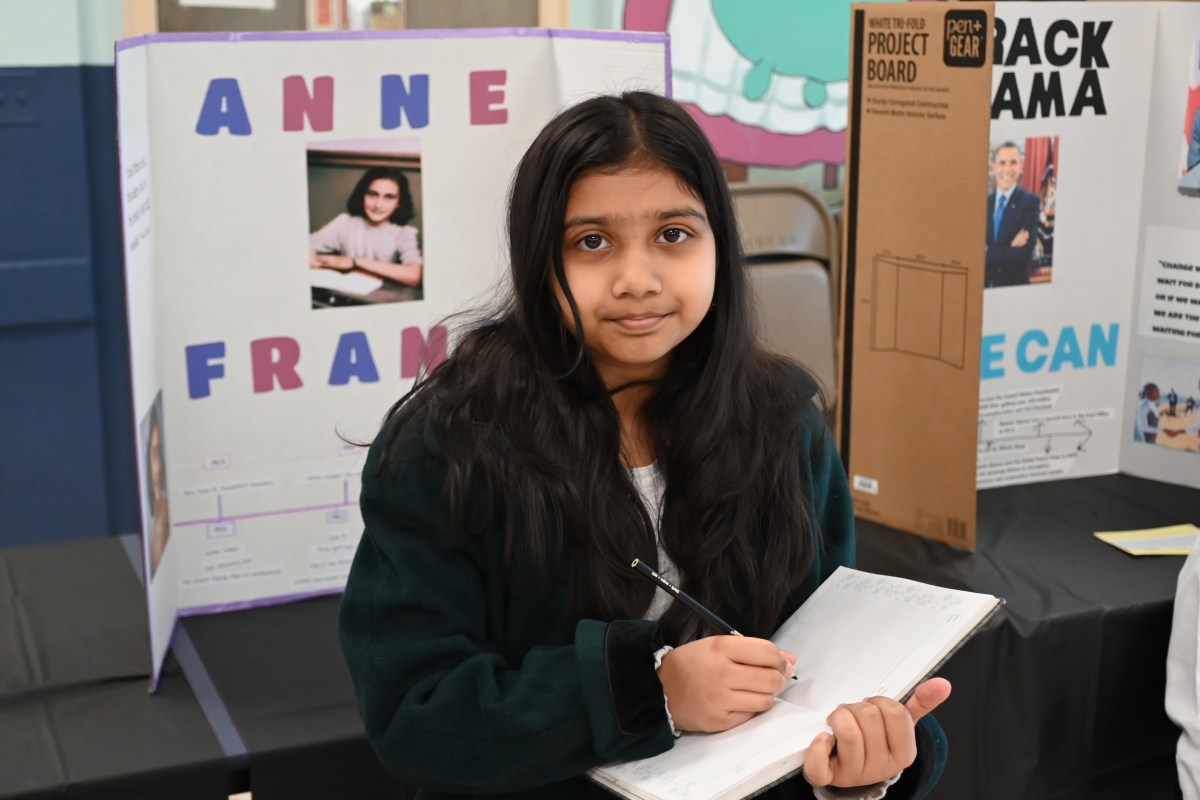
174,480,354,528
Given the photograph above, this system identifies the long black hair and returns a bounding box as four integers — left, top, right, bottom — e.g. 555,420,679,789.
380,91,822,642
347,166,416,225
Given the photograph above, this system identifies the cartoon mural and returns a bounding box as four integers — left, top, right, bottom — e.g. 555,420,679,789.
711,0,854,106
625,0,898,193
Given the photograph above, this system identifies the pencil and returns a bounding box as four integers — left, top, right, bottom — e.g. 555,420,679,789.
632,559,798,681
631,558,743,636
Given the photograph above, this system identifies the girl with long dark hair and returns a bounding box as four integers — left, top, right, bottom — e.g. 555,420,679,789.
338,91,949,800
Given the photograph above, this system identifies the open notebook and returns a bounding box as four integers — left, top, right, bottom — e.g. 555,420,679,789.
588,567,1003,800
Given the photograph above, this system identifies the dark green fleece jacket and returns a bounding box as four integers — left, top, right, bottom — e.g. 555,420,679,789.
338,382,946,800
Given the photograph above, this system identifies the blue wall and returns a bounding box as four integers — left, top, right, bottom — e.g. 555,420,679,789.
0,61,138,546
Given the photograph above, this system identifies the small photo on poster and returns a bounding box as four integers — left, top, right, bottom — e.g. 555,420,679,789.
140,392,170,579
985,136,1059,289
1176,40,1200,197
307,138,424,308
1133,356,1200,452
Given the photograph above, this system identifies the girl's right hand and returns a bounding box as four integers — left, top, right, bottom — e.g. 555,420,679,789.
657,636,795,732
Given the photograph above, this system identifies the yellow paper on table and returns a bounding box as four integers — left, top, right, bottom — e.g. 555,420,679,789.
1094,524,1200,556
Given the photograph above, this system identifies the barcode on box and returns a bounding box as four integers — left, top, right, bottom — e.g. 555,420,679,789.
853,475,879,495
946,518,967,540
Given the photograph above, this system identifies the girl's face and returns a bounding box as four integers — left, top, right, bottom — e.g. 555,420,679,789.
555,164,716,388
363,178,401,226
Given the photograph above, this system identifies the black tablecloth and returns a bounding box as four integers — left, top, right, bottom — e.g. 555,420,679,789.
181,597,413,800
0,538,228,800
2,472,1194,799
858,473,1192,800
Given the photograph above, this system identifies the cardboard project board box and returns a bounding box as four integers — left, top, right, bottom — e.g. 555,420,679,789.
843,3,1200,550
116,28,669,687
840,4,994,550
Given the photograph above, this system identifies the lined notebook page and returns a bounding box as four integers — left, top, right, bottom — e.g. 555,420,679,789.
591,568,999,800
773,567,991,713
591,700,822,800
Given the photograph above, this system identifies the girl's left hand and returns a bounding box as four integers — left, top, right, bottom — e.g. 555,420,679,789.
802,677,951,789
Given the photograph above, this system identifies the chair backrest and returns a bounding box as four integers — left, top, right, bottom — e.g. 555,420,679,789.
729,182,839,407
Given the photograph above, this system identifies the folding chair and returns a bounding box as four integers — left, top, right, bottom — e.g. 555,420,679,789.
729,182,839,409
